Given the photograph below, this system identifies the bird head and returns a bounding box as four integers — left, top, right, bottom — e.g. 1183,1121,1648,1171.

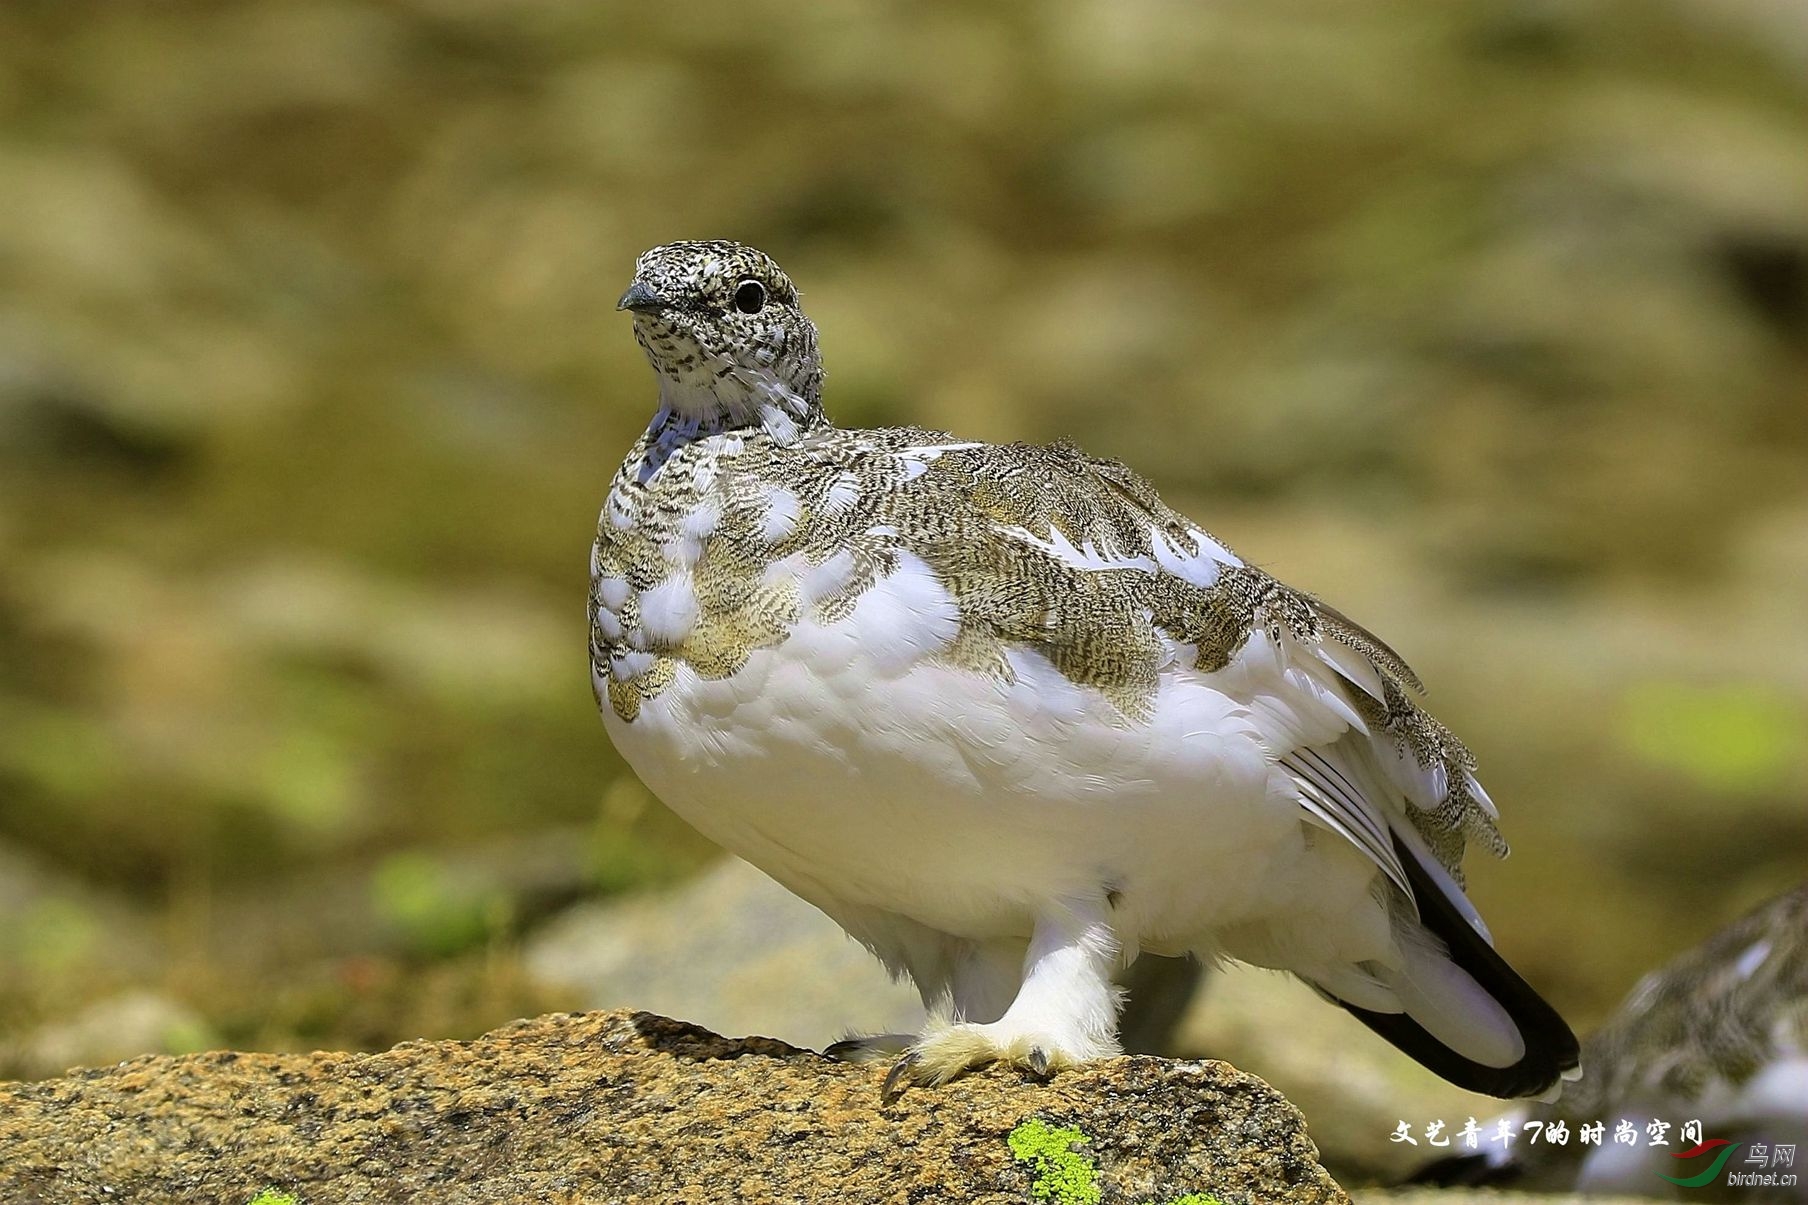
618,240,824,438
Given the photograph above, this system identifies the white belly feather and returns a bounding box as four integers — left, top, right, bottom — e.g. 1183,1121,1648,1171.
601,549,1389,965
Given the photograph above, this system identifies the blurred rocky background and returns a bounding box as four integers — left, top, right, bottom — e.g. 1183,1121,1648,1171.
2,0,1805,1190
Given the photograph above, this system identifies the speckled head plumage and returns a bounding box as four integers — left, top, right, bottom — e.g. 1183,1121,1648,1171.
619,240,823,431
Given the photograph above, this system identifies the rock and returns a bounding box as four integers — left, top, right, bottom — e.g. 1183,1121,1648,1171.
524,856,927,1048
0,1009,1347,1205
3,990,214,1083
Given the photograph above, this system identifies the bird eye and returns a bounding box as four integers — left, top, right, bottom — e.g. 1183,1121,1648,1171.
733,280,767,315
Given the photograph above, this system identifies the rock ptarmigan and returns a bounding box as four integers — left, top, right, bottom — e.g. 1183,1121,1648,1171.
591,240,1580,1098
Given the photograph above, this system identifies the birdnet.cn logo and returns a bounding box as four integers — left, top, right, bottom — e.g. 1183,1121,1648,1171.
1661,1137,1798,1191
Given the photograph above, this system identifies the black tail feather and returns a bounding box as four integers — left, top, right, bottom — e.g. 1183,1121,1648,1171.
1335,834,1581,1099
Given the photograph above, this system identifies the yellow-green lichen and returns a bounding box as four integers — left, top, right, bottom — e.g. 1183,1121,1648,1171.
1006,1116,1226,1205
246,1190,299,1205
1008,1117,1102,1205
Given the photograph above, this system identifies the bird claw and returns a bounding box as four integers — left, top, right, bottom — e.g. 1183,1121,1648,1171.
873,1024,1104,1098
882,1051,920,1102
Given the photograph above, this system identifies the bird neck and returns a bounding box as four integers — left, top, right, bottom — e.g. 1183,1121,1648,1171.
652,371,826,446
632,383,827,486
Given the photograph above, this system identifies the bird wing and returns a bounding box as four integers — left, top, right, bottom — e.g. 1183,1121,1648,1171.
948,440,1506,918
1156,519,1507,933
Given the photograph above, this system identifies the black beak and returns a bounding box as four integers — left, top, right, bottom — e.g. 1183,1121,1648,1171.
616,282,668,314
